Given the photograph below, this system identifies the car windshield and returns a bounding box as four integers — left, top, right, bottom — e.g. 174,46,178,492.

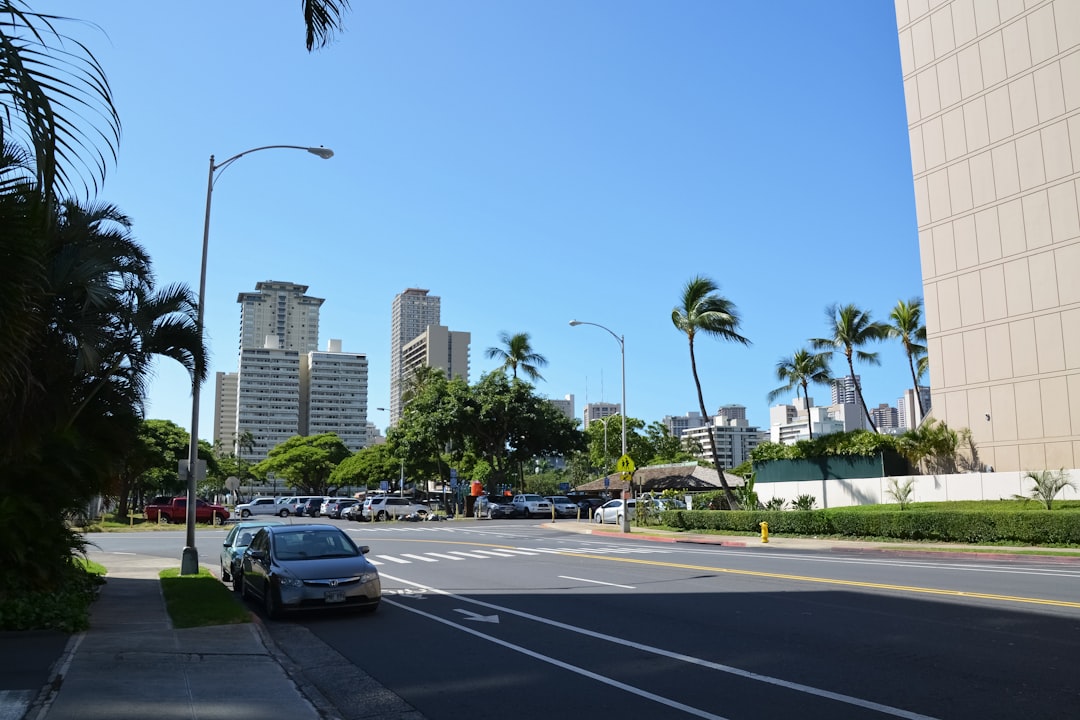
274,530,359,561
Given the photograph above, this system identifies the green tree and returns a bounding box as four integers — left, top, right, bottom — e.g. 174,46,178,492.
767,349,833,440
887,297,928,418
484,331,548,381
330,443,401,490
1019,469,1076,510
643,421,699,464
811,303,888,433
671,275,749,509
900,419,959,474
252,433,351,495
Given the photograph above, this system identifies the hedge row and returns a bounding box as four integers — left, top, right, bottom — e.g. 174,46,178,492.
659,509,1080,545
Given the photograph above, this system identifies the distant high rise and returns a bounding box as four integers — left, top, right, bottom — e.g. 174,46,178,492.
871,403,900,432
390,288,441,425
831,376,861,405
400,325,471,389
583,402,620,427
301,339,369,452
237,280,323,353
212,371,238,452
236,338,301,462
549,394,576,421
663,412,704,438
898,386,932,430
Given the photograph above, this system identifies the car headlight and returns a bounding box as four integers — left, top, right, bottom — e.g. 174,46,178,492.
360,571,378,584
276,571,304,588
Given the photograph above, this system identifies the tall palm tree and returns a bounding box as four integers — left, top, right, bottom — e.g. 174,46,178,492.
485,331,548,381
812,303,888,432
767,349,833,440
671,276,750,509
887,297,928,418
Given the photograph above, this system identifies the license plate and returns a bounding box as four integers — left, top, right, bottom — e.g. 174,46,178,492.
325,590,345,603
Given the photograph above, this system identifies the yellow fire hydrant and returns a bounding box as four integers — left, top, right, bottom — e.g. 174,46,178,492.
759,521,769,543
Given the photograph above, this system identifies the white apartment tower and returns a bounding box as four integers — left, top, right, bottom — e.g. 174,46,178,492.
212,371,238,453
894,0,1080,470
236,338,301,462
831,376,861,405
400,325,471,391
301,339,369,452
237,280,323,353
390,288,441,425
583,402,620,427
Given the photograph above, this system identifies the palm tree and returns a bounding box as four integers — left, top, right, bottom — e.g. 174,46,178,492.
811,303,888,432
485,331,548,381
887,297,928,419
767,349,833,440
671,276,750,509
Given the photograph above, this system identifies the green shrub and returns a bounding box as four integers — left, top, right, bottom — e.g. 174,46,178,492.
0,560,104,631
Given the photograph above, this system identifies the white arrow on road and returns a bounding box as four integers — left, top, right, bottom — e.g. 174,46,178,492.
454,608,500,623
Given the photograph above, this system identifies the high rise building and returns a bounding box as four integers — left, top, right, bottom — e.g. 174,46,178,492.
237,280,323,353
831,376,861,405
894,0,1080,470
390,288,441,424
583,402,620,427
301,339,369,452
236,338,301,462
400,325,470,390
682,413,767,468
663,412,704,438
549,394,576,421
871,403,901,432
898,385,932,429
212,371,238,453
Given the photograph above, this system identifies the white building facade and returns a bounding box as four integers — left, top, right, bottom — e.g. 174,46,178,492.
236,340,301,462
301,339,369,452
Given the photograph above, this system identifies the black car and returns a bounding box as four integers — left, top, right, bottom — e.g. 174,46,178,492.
301,497,324,517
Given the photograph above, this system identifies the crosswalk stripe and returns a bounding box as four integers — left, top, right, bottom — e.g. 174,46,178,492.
375,555,412,564
470,550,519,557
401,554,438,562
425,553,465,560
447,551,491,559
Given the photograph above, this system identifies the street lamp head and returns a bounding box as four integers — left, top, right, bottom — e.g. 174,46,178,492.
569,320,581,327
307,147,334,159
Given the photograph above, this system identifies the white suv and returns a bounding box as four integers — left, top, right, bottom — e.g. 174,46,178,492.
510,494,552,518
235,497,292,518
363,496,430,521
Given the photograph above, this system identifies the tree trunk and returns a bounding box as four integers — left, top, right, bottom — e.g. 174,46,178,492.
689,338,739,509
848,352,877,432
801,381,814,440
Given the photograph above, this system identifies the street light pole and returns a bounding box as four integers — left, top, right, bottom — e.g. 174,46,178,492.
569,319,629,533
181,145,334,575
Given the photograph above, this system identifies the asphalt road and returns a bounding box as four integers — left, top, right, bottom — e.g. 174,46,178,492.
90,520,1080,720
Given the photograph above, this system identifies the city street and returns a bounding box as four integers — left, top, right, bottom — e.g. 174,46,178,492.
89,521,1080,720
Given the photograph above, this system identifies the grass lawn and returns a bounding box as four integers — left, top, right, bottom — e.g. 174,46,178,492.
159,567,252,628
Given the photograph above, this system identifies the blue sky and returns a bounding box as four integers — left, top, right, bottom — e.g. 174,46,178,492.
46,1,921,437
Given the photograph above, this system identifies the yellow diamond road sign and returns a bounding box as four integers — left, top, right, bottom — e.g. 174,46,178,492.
615,454,635,474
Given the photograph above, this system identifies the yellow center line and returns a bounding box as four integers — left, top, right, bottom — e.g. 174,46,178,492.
365,536,1080,610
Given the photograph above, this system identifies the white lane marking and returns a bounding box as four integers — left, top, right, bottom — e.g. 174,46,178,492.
455,608,499,623
380,573,940,720
367,559,382,565
495,549,540,556
401,554,439,562
560,575,636,589
375,555,412,564
447,551,491,559
425,553,465,561
469,550,519,557
383,595,730,720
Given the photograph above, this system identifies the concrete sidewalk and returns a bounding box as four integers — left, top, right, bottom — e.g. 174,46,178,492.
23,553,327,720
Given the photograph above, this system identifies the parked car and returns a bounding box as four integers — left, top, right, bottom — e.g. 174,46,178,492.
235,497,293,518
341,502,365,522
219,520,284,589
363,496,430,521
593,498,636,525
144,496,229,525
475,495,522,519
324,498,359,519
239,524,381,618
510,494,552,518
300,497,329,517
544,496,581,518
279,496,319,516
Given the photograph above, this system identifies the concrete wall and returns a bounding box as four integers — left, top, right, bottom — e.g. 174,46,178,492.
755,469,1080,508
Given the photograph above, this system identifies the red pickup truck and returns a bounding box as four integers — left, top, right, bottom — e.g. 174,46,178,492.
144,496,229,525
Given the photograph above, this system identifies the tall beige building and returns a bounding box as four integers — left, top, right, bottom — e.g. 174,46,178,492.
212,371,238,452
237,280,323,354
895,0,1080,471
390,288,441,424
400,325,470,391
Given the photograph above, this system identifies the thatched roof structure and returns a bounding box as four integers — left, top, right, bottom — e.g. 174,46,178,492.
573,462,746,493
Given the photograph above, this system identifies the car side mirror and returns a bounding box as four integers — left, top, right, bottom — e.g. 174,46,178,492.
247,549,266,562
359,545,370,554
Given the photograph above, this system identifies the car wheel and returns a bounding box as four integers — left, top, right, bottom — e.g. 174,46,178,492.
240,509,251,518
523,509,531,518
279,509,289,518
377,510,388,521
617,514,624,526
220,562,231,583
159,514,172,524
264,583,282,620
594,513,603,524
239,572,250,600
